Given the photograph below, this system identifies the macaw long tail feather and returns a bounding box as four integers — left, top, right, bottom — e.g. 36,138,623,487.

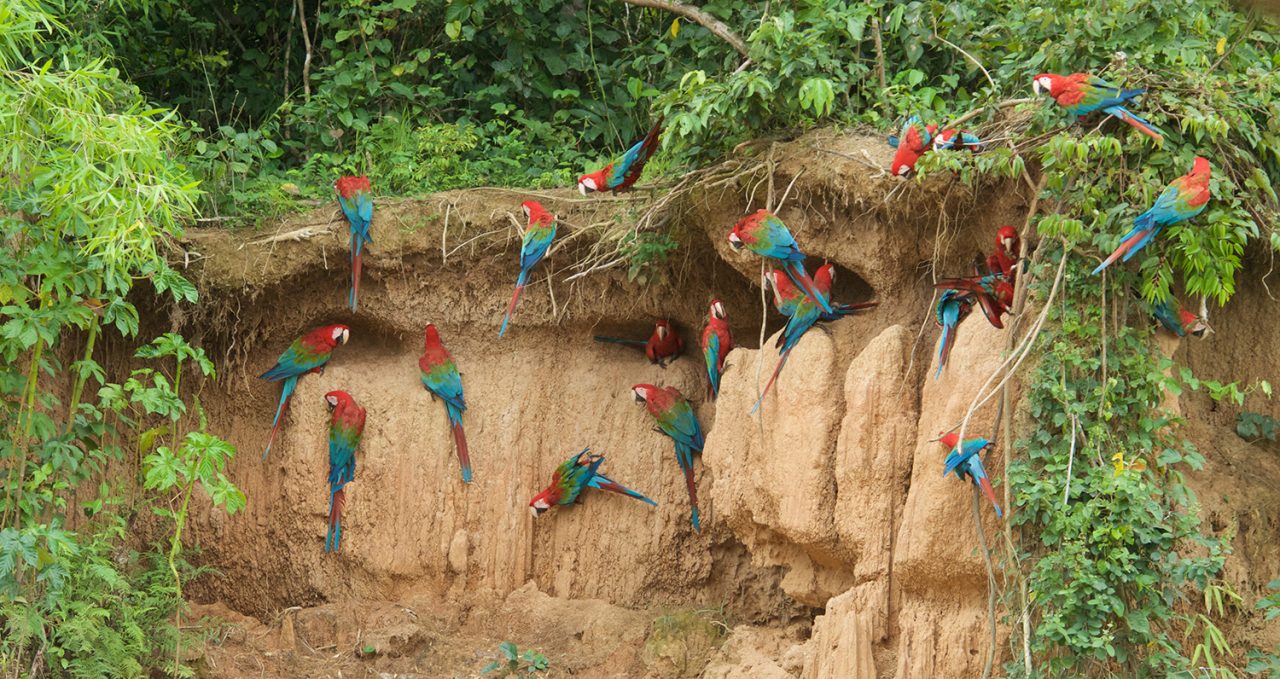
262,376,298,460
936,323,954,380
499,269,529,338
678,447,701,532
1103,105,1163,141
326,487,345,553
782,262,834,314
592,476,658,507
977,477,1003,518
350,248,362,311
445,403,471,483
592,335,648,348
1092,224,1153,275
751,349,792,414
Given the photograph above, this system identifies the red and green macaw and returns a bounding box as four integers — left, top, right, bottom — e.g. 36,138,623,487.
419,323,471,483
260,324,351,459
939,432,1002,518
1092,156,1211,275
1152,298,1208,338
934,289,974,379
932,128,985,152
934,274,1014,329
632,384,704,532
324,390,365,553
814,263,879,321
987,225,1021,280
1032,72,1163,141
335,176,374,310
888,116,937,177
754,270,825,413
578,117,664,195
529,447,657,517
728,209,834,314
500,201,558,337
701,300,732,400
594,319,684,367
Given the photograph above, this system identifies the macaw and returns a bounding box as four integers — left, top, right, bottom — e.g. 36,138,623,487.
753,276,824,413
335,176,374,310
934,274,1014,329
889,116,938,177
593,319,684,367
932,129,985,152
500,201,558,337
260,324,351,459
939,432,1002,518
728,209,834,314
578,117,664,195
632,384,704,531
934,289,975,379
419,323,471,483
987,225,1021,280
701,300,732,400
529,448,658,517
814,262,879,321
1092,156,1211,275
1032,72,1163,141
1152,299,1208,338
324,390,366,553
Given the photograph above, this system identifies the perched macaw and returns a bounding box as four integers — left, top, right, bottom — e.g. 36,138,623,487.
889,116,938,177
335,176,374,310
701,300,732,400
939,432,1002,518
728,209,834,314
935,289,975,379
814,262,879,321
529,448,658,517
260,324,351,459
500,201,558,337
934,274,1014,329
987,225,1021,280
578,117,664,195
753,274,824,413
593,319,684,367
1152,299,1208,338
632,384,704,531
932,129,985,152
324,390,365,553
1032,72,1163,141
1092,157,1211,275
419,323,471,483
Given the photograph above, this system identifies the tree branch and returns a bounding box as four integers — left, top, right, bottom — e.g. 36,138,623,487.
619,0,749,57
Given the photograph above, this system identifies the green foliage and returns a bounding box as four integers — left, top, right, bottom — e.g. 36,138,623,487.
481,641,549,678
1236,412,1280,444
622,230,681,284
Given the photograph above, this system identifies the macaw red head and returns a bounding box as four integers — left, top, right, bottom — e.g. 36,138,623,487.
709,299,727,321
939,431,960,449
320,324,351,348
631,383,657,405
891,125,929,177
423,323,442,349
577,169,608,196
522,200,555,227
324,390,355,412
1178,308,1211,338
1031,73,1066,97
335,175,371,198
529,484,557,518
654,319,673,341
814,263,835,295
997,225,1019,254
728,210,768,251
1188,156,1211,183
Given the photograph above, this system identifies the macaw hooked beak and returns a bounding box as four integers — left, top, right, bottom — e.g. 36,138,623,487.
728,234,743,251
657,325,667,340
632,389,647,404
578,182,588,196
1032,80,1041,95
325,396,338,411
1002,236,1015,252
530,506,547,518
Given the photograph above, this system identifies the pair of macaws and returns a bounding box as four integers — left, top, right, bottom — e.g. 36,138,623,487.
933,227,1021,378
888,116,984,177
529,447,657,517
938,433,1003,518
258,323,362,552
594,319,684,367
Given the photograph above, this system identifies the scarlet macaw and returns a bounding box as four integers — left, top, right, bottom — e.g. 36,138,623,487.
987,225,1021,280
324,390,365,553
499,201,557,337
753,272,825,413
701,300,732,400
578,117,664,195
728,209,833,314
1092,157,1211,275
932,129,985,152
529,448,657,517
632,384,704,531
593,319,684,367
1032,72,1163,140
939,432,1002,518
935,289,975,379
260,324,350,459
1152,299,1208,338
335,176,374,310
934,274,1014,329
419,323,471,482
889,116,938,177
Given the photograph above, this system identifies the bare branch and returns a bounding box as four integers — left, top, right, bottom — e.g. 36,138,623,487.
619,0,749,57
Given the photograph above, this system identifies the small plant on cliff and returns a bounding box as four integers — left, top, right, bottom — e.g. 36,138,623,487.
481,641,550,678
